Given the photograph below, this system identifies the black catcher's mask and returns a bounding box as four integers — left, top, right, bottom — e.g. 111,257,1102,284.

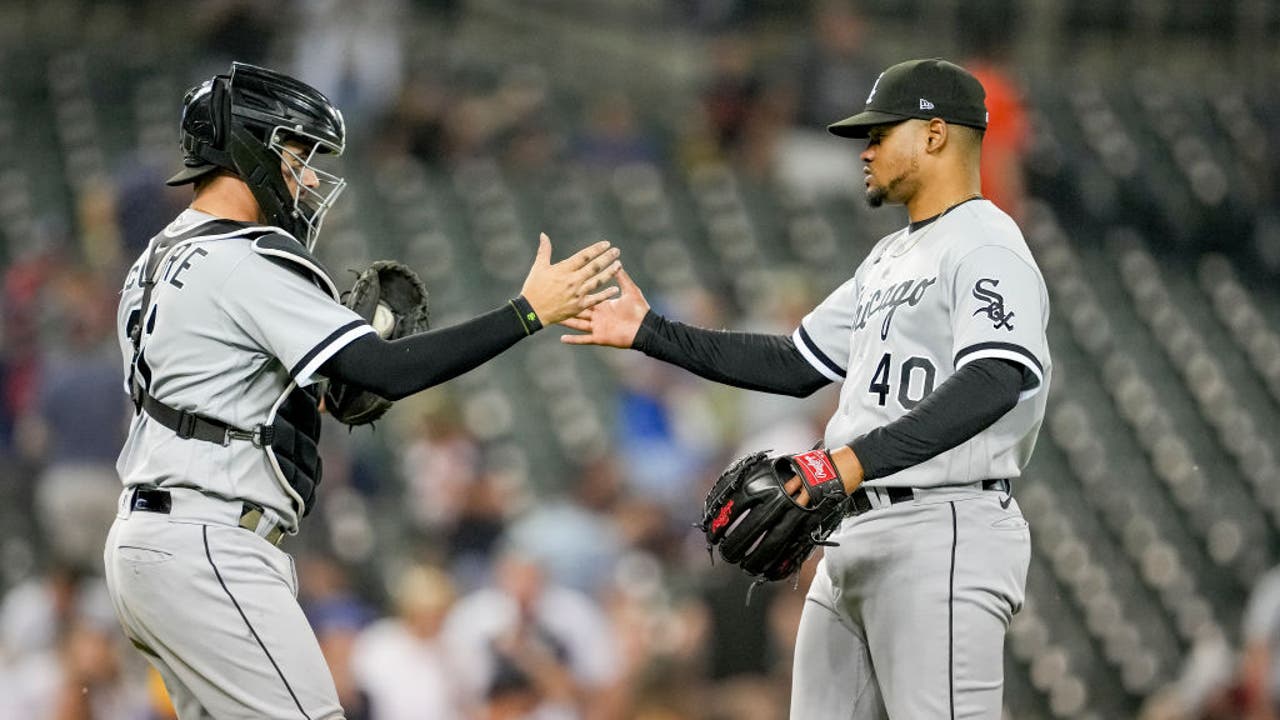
167,62,346,251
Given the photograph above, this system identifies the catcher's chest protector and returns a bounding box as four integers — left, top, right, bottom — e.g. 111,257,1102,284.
250,233,340,299
266,385,323,516
248,234,338,517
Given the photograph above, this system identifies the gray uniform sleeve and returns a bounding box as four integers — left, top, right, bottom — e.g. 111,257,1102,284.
218,254,374,387
949,245,1048,399
794,276,859,382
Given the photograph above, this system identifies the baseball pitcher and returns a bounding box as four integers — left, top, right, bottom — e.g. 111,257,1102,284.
565,58,1049,718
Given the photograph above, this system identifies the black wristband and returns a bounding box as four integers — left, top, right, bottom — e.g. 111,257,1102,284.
508,295,543,335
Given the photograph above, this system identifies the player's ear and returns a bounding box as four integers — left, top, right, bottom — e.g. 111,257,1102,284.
925,119,948,153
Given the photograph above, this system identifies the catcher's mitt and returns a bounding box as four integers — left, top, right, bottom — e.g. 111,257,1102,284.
699,449,852,583
325,260,431,425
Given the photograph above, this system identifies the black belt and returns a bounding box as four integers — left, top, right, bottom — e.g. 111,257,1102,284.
141,393,273,447
846,478,1011,517
130,487,285,546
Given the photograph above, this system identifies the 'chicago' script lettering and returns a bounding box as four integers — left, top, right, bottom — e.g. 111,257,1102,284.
854,277,936,340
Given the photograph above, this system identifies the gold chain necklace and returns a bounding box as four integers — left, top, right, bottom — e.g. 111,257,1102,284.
888,194,983,258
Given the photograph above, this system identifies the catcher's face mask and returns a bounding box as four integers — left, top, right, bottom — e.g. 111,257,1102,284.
183,62,350,251
273,128,346,252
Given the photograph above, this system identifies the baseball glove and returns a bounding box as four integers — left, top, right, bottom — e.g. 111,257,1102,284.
699,449,852,583
325,260,431,426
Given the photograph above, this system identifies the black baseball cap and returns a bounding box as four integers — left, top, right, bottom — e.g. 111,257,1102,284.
828,58,988,139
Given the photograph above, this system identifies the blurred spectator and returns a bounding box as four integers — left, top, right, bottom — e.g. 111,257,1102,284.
376,71,453,166
1,563,84,662
399,394,519,586
191,0,279,74
693,33,798,179
444,472,519,593
299,554,378,720
399,394,487,536
0,242,61,456
445,65,553,167
677,0,751,32
19,268,126,571
291,0,407,137
50,612,150,720
612,354,722,517
502,114,565,182
794,1,877,130
571,93,662,174
351,564,467,720
697,551,821,702
733,270,836,454
1,570,149,719
113,159,188,259
699,33,764,161
503,455,626,598
74,179,123,276
961,18,1031,222
445,546,623,719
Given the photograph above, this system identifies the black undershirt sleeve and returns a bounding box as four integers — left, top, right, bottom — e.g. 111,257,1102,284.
632,311,831,397
848,357,1025,481
319,303,531,400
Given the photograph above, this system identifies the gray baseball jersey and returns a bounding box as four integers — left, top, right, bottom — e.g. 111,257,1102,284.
794,198,1051,487
106,209,372,718
789,198,1045,719
115,209,372,531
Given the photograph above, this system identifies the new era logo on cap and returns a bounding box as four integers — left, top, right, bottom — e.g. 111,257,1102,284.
828,58,988,139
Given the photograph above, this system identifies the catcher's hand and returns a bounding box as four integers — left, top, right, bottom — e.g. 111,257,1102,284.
325,260,431,426
699,449,856,583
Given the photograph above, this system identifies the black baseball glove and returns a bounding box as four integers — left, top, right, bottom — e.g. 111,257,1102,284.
699,449,852,583
325,260,431,426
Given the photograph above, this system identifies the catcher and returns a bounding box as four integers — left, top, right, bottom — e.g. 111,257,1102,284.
107,62,620,719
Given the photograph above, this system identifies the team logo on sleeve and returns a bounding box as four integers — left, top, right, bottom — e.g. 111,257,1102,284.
972,278,1015,331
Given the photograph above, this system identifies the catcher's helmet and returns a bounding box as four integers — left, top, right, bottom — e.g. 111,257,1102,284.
168,62,346,250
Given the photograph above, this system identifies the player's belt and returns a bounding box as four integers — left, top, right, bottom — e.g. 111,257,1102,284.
845,478,1011,517
128,487,286,546
141,393,274,447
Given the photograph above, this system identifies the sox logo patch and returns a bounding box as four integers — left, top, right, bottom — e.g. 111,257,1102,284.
972,278,1015,331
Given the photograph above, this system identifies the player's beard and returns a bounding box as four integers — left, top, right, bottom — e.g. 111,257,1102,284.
866,184,887,208
865,154,919,208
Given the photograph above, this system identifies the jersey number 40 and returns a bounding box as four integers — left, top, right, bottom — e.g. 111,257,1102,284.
868,353,936,409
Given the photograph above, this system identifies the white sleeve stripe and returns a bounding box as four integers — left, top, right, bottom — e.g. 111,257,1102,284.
290,321,375,382
954,341,1043,374
954,343,1044,400
793,326,845,382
